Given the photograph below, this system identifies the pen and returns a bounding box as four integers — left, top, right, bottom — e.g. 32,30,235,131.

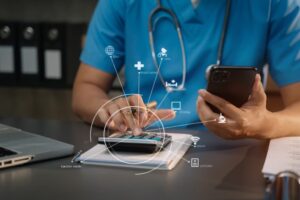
131,101,157,114
71,150,82,163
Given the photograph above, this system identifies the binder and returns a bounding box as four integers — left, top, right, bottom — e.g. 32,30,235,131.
0,22,19,85
42,23,66,87
19,23,42,85
41,23,86,87
65,23,86,87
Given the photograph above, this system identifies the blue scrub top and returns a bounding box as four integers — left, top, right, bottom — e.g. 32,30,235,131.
81,0,300,127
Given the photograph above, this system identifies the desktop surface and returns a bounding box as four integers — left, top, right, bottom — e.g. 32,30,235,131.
0,117,268,200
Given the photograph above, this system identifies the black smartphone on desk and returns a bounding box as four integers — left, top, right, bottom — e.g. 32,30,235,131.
206,66,258,113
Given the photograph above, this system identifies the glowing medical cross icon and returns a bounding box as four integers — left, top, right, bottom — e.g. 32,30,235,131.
134,61,144,71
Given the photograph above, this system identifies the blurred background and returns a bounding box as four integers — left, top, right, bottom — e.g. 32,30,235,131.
0,0,283,122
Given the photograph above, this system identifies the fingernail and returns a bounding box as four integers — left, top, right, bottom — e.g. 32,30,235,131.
197,96,203,105
109,121,116,129
133,127,142,135
119,124,127,132
170,111,176,118
198,89,206,96
256,74,261,80
171,110,176,115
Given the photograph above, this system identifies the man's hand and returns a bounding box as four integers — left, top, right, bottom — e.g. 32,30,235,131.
98,94,176,135
197,74,277,139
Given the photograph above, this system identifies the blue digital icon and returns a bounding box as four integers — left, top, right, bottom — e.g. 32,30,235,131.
134,61,144,71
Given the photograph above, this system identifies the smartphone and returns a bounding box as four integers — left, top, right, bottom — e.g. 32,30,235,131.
206,66,258,113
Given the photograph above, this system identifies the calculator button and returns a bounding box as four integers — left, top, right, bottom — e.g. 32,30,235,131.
143,134,155,139
139,133,148,137
122,135,133,139
151,137,162,141
131,136,142,139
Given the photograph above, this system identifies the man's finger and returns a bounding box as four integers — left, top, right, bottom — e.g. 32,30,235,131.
107,103,127,132
115,98,142,135
198,89,242,119
249,74,267,106
196,96,218,122
154,109,176,120
98,108,115,129
144,109,176,127
128,94,148,125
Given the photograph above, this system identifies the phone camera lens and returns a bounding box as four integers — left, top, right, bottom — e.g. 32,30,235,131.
212,71,230,82
212,71,223,82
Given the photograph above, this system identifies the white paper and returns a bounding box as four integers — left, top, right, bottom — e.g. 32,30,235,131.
78,133,192,170
0,46,14,73
45,50,62,79
262,137,300,175
21,47,38,74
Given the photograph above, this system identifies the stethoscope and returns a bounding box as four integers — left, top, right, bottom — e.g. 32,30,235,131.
148,0,231,93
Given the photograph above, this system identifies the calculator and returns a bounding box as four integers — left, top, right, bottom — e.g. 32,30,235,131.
98,132,172,153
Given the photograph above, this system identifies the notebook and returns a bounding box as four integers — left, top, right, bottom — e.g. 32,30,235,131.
76,133,192,170
262,137,300,176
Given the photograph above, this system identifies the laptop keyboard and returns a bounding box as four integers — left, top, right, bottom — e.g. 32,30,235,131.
0,147,17,157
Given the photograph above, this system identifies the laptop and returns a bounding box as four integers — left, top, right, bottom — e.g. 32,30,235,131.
0,123,74,169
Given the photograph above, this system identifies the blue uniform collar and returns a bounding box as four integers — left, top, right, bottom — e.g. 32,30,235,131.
166,0,203,24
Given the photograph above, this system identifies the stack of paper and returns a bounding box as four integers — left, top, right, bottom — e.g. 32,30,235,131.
77,133,192,170
262,137,300,176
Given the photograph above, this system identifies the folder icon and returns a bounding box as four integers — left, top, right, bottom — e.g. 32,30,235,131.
0,22,18,85
19,23,41,85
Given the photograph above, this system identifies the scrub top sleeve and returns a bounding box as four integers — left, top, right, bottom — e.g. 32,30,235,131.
267,0,300,87
80,0,126,75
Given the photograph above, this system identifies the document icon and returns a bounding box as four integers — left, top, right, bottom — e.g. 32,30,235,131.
191,158,199,168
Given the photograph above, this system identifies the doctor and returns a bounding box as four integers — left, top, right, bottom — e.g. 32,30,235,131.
72,0,300,139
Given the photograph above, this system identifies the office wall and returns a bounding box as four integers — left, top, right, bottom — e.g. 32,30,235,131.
0,0,99,120
0,0,98,23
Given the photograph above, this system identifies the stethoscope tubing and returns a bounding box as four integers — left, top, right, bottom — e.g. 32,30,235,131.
148,0,231,92
148,0,186,92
